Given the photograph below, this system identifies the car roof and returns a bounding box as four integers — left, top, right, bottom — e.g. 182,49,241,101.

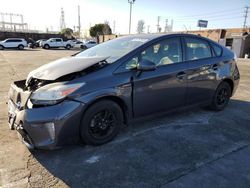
122,32,209,41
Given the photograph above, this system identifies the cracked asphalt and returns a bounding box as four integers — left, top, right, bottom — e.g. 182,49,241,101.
0,49,250,188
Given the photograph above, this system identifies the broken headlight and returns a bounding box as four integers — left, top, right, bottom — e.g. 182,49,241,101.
30,82,84,105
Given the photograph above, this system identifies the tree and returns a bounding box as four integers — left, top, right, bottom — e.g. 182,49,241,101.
89,23,112,38
60,28,73,38
137,20,145,34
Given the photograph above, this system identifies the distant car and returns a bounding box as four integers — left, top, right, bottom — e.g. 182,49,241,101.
7,34,240,149
41,38,74,50
73,40,84,49
27,38,37,48
81,40,97,49
36,39,47,47
0,38,27,50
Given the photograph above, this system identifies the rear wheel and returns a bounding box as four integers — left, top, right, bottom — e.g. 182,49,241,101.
18,45,24,50
210,81,231,111
80,100,123,145
0,45,4,50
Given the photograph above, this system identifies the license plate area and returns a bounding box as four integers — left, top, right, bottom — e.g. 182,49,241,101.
8,112,16,130
8,100,16,130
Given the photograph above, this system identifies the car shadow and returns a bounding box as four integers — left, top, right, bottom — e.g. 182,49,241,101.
29,99,250,187
0,49,41,51
42,48,80,51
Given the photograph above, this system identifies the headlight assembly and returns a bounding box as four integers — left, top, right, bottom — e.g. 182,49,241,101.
30,82,84,105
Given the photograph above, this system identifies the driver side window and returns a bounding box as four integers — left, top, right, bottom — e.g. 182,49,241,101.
125,57,139,70
123,37,182,71
141,37,182,66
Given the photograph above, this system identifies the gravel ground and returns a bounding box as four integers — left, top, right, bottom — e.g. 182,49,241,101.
0,49,250,188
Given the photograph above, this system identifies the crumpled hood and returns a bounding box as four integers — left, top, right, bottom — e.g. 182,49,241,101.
26,56,108,83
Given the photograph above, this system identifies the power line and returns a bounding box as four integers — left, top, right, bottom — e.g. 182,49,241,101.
174,16,242,23
173,11,243,21
173,7,244,19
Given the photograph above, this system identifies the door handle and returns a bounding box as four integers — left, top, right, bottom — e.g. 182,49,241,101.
176,71,186,79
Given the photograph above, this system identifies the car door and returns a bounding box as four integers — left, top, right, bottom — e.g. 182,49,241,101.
131,37,188,117
49,39,56,47
14,39,21,47
55,39,62,47
183,37,217,105
4,39,15,48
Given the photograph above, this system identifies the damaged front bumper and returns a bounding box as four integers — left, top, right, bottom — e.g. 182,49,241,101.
7,80,85,149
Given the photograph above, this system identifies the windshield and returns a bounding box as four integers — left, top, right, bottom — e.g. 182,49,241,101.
76,36,150,63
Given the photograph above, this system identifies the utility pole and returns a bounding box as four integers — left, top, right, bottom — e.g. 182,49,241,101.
60,8,66,30
170,19,173,31
243,6,249,28
147,25,150,33
78,5,81,37
156,16,160,33
164,19,168,32
128,0,136,34
113,20,116,34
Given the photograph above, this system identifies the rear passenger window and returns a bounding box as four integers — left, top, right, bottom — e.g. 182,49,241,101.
211,43,222,57
185,37,212,61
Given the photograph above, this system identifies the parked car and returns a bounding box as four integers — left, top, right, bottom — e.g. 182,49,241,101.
41,38,74,50
36,39,47,47
81,40,97,49
7,34,240,149
73,40,84,49
0,38,27,50
27,38,37,48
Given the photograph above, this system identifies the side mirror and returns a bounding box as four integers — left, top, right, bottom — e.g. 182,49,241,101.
137,59,156,71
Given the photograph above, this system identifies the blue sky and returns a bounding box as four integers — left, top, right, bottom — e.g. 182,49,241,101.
1,0,250,34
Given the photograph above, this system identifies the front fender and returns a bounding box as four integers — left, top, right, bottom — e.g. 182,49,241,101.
72,84,133,120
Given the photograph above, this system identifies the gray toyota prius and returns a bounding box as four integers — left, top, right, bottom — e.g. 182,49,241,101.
7,33,240,149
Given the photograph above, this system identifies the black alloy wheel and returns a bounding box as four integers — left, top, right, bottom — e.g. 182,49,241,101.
89,109,116,140
80,100,123,145
210,81,231,111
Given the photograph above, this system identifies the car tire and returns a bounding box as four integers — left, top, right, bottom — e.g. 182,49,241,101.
0,45,4,50
44,44,50,49
18,45,24,50
80,100,123,145
210,81,231,111
66,44,71,50
81,45,87,50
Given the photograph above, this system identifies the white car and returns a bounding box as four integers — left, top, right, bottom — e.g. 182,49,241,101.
73,40,84,49
0,38,27,50
37,39,47,47
42,38,74,50
81,40,97,49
